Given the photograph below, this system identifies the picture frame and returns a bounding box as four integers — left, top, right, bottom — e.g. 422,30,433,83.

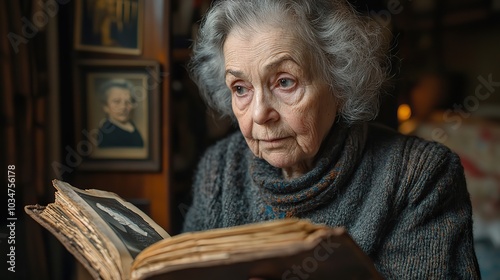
74,0,144,55
73,59,161,171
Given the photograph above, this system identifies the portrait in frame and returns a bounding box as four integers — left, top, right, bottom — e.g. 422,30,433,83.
74,0,144,55
74,59,161,171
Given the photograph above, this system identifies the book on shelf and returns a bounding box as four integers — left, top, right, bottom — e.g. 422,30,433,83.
25,179,382,280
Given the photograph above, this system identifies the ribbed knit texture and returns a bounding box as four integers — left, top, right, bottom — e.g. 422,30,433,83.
252,121,366,218
183,122,480,279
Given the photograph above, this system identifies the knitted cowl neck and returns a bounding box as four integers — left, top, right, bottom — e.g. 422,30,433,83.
250,121,367,218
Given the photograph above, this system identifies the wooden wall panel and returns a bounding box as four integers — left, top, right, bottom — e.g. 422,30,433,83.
70,0,171,231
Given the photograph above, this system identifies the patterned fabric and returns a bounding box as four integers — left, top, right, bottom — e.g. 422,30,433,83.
183,121,481,279
252,122,366,218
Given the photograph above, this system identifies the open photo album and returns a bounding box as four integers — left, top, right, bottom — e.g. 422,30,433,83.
25,180,382,280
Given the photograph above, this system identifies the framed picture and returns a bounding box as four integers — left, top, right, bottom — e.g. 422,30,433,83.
74,0,144,55
74,59,161,171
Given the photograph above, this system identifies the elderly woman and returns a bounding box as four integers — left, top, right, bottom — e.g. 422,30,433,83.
183,0,480,278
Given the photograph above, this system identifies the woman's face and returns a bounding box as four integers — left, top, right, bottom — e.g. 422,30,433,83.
103,87,134,124
224,25,338,178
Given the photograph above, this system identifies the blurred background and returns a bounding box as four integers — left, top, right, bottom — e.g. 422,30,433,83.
1,0,499,279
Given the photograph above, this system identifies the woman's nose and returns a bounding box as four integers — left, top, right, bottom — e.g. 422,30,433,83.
251,88,279,125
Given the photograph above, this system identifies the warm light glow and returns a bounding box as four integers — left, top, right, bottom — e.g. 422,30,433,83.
397,104,412,122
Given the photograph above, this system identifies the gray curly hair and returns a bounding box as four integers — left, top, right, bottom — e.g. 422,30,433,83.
188,0,391,124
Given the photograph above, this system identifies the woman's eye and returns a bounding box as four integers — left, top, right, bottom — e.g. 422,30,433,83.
278,78,295,88
233,85,248,95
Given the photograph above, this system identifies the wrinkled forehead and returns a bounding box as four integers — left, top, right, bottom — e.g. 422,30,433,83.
223,21,315,76
225,25,303,58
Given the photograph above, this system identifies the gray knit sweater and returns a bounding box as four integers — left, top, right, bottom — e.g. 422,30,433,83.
183,122,480,279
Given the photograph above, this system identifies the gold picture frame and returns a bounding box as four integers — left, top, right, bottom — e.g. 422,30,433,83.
73,59,161,171
74,0,144,55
